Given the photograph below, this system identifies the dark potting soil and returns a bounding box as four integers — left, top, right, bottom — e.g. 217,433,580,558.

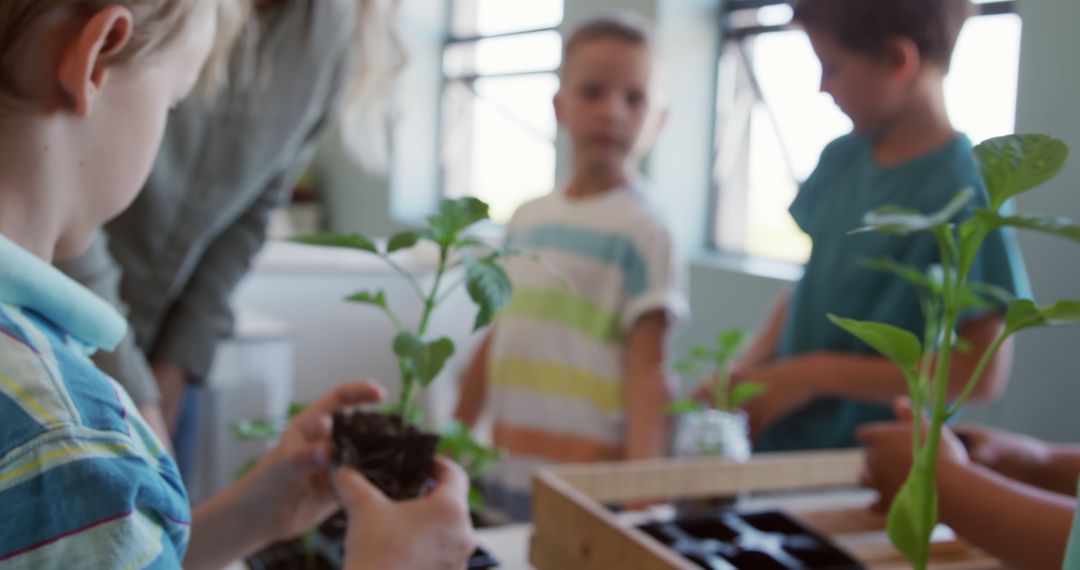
331,410,441,501
638,509,864,570
248,411,500,569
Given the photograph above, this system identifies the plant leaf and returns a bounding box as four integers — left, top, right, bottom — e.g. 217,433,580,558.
854,188,974,235
428,198,490,246
717,329,746,356
229,419,282,441
729,382,766,410
345,290,387,309
387,231,421,253
465,257,513,330
292,233,378,254
1005,299,1080,333
393,333,456,388
887,456,938,570
287,402,307,420
829,315,923,380
673,360,701,376
976,212,1080,243
665,399,703,416
974,134,1069,210
689,346,715,360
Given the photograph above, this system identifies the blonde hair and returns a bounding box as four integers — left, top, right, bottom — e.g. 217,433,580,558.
0,0,245,103
340,0,407,174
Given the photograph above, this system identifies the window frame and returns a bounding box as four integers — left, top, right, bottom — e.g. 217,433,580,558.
438,1,563,210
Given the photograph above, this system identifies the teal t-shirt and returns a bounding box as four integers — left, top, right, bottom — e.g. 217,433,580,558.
756,133,1032,452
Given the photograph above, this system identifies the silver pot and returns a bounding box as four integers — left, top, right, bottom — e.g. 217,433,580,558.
672,409,751,461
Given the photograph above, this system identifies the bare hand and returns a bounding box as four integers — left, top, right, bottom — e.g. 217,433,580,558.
857,398,968,512
335,456,476,570
239,382,386,542
732,362,811,442
953,424,1051,487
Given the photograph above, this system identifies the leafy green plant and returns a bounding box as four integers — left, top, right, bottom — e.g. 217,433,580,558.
666,329,765,416
295,197,514,424
829,134,1080,569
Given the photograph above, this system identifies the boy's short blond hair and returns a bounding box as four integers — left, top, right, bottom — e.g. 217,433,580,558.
0,0,243,102
561,13,654,79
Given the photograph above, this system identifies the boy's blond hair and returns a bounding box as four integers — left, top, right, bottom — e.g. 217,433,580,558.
0,0,244,104
561,13,654,79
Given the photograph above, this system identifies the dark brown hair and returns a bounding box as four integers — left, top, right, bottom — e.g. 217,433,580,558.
561,13,653,77
793,0,973,68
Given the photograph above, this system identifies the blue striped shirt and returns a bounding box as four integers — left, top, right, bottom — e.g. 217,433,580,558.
0,235,190,568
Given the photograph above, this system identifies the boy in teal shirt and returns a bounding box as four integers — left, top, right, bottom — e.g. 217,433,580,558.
723,0,1030,450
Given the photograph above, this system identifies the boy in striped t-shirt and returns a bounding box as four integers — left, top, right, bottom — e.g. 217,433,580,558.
0,1,474,568
454,14,687,521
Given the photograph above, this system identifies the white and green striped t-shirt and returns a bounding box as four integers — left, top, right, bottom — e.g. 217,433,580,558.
484,185,687,519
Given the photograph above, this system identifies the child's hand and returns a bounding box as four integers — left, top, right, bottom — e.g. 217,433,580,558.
239,382,386,542
953,424,1051,487
335,457,476,570
857,398,968,512
731,361,812,441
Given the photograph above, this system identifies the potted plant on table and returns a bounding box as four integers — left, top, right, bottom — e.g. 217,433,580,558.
667,329,764,461
830,134,1080,569
238,197,516,569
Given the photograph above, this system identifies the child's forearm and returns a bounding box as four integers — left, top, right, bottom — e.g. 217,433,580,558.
937,460,1074,569
453,332,493,428
625,312,674,460
1042,445,1080,497
737,291,790,369
626,366,672,460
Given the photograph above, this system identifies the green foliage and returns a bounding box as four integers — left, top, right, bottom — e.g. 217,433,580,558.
291,197,530,511
833,134,1079,569
667,328,766,416
292,233,378,254
393,333,455,389
294,197,520,423
464,256,513,330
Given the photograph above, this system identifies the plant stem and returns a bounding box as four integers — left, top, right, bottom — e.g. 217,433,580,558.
381,306,406,333
417,246,449,337
436,275,466,305
383,254,428,303
947,330,1011,417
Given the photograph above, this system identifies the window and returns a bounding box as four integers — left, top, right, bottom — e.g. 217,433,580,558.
441,0,564,223
712,0,1022,263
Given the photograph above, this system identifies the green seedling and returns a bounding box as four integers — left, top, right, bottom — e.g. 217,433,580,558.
830,134,1080,569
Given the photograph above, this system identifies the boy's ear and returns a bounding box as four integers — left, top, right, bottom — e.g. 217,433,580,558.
553,90,566,124
58,6,134,117
883,35,921,85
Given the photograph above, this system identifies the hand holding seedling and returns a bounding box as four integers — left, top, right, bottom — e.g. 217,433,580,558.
857,397,968,513
235,382,386,542
335,457,476,570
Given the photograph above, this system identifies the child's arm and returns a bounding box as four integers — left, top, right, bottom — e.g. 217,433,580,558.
453,331,493,429
625,312,675,461
732,290,791,372
738,311,1010,437
956,424,1080,497
859,403,1074,570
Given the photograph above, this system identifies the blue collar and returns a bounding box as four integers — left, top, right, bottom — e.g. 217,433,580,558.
0,234,126,350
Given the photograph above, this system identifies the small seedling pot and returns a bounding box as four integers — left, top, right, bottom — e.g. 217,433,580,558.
672,409,751,518
673,409,751,461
